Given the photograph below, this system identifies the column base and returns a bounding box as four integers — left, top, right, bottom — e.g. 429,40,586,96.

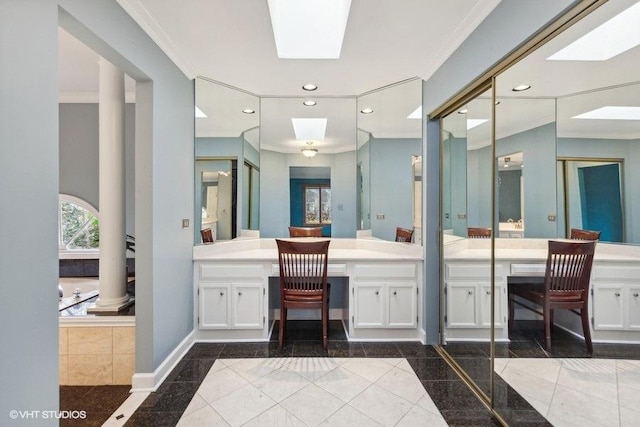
87,297,135,314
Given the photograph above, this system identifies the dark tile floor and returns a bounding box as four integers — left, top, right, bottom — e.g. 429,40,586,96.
59,385,131,426
123,320,505,426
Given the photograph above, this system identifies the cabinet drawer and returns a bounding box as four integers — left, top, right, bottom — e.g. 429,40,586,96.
353,264,416,279
199,263,264,280
510,263,546,276
446,263,505,280
592,266,640,281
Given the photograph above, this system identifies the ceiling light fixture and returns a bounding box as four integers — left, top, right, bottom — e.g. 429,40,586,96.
548,2,640,61
301,141,318,158
572,106,640,120
360,108,374,114
303,100,317,106
268,0,352,59
302,84,318,91
504,157,511,168
512,84,531,92
242,108,256,114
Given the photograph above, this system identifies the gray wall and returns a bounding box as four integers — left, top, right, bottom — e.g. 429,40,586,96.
422,0,577,343
59,103,136,236
1,1,194,421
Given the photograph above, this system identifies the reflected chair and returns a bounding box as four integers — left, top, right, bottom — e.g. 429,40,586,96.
395,227,414,242
276,239,330,350
570,228,601,241
288,226,323,237
200,228,214,244
508,240,596,353
468,227,492,238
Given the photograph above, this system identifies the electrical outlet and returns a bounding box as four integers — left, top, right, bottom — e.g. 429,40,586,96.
547,215,556,222
182,219,190,228
376,214,385,220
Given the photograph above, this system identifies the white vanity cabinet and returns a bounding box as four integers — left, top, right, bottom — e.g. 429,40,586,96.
444,262,507,340
591,265,640,332
197,263,264,331
352,264,419,333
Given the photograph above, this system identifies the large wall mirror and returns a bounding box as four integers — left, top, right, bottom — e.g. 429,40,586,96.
357,79,423,243
441,0,640,422
195,78,260,243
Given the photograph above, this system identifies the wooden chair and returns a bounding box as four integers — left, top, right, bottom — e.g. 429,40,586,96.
200,228,214,244
570,228,601,241
468,227,492,238
288,226,323,237
276,239,330,350
395,227,414,242
508,240,596,353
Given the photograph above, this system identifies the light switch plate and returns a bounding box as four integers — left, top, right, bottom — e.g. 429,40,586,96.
548,215,556,222
182,219,190,228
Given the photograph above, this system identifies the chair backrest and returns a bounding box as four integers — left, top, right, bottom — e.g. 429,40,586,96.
468,227,492,238
276,239,330,292
201,228,214,243
288,226,323,237
545,240,596,295
570,228,601,241
395,227,414,242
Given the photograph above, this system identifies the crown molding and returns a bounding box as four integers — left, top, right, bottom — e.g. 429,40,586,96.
116,0,198,79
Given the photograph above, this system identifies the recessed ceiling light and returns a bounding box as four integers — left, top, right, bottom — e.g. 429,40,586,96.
512,84,531,92
360,108,374,114
303,100,317,106
548,2,640,61
195,106,207,118
457,108,468,114
467,119,488,130
291,118,327,140
407,106,422,119
302,84,318,91
268,0,352,59
242,109,256,114
572,106,640,120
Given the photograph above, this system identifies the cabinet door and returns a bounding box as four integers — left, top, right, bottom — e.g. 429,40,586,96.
232,283,263,329
200,283,231,329
479,283,503,328
628,287,640,330
592,284,625,330
354,282,385,328
387,282,417,328
446,282,478,328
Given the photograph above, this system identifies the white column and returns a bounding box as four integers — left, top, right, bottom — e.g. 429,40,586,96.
93,57,129,310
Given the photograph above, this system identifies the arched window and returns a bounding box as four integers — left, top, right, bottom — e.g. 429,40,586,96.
59,195,99,250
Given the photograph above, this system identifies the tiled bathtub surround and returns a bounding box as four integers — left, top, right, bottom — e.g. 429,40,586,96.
59,326,135,385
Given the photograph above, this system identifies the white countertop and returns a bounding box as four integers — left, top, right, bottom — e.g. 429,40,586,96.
193,238,423,262
444,238,640,262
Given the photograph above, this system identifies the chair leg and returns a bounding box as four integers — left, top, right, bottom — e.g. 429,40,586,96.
544,304,552,351
279,306,286,351
581,307,593,354
322,302,328,350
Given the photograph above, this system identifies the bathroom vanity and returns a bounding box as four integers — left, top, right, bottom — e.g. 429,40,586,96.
193,238,424,342
443,237,640,343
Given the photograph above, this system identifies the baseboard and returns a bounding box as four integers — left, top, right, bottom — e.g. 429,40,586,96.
131,331,195,392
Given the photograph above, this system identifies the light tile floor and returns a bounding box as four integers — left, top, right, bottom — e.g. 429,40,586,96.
495,358,640,427
176,357,448,427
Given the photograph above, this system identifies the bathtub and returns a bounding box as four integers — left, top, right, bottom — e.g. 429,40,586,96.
59,277,99,312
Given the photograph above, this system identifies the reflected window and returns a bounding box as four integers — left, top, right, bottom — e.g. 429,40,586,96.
304,185,331,225
59,195,99,250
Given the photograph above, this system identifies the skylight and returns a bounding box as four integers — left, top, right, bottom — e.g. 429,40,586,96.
195,106,207,118
292,118,327,140
268,0,352,59
467,119,488,130
572,106,640,120
547,1,640,61
407,106,422,119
